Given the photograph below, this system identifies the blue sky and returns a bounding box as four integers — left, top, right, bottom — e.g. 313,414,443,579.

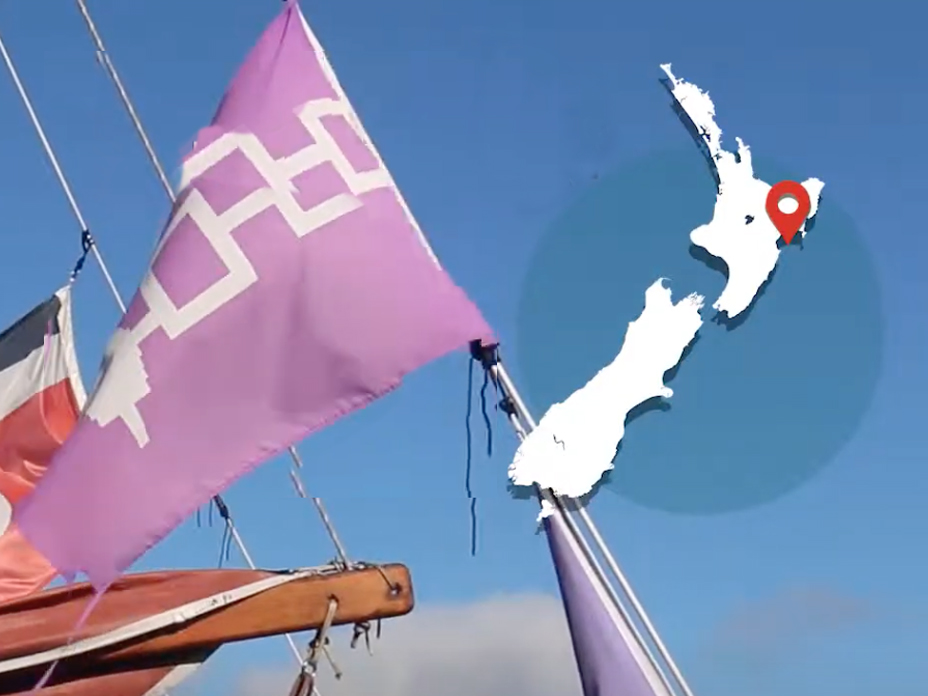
0,0,924,695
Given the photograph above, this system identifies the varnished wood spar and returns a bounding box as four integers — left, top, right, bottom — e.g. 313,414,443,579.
0,564,413,693
102,563,413,663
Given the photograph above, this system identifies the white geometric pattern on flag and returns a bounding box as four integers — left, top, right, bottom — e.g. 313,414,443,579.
84,95,393,448
295,9,440,267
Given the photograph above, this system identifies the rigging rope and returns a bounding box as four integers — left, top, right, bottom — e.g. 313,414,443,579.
288,598,340,696
286,444,351,569
73,0,174,203
0,32,121,307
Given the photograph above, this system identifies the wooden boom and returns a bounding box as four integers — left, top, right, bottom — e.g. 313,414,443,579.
0,563,414,694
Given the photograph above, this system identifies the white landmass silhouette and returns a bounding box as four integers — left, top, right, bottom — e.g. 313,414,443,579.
509,280,703,500
510,65,825,505
661,63,824,319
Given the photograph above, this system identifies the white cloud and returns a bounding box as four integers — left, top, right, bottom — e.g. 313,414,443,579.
709,586,874,656
232,594,583,696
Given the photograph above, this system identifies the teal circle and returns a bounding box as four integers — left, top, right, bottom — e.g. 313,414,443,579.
516,149,883,515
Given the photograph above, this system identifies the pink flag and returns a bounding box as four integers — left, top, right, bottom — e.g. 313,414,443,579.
16,0,492,590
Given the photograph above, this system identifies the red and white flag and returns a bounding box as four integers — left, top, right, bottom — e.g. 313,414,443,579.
0,287,85,603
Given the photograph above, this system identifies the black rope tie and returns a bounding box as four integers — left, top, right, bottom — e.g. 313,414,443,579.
196,497,218,529
69,228,95,282
479,367,494,458
213,495,234,567
463,341,502,557
464,357,477,556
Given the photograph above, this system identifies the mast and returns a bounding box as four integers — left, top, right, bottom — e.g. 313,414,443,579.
474,348,697,696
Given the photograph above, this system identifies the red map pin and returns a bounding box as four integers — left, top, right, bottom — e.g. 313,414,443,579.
765,181,811,245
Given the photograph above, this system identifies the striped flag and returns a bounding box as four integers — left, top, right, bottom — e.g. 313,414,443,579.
0,288,85,603
545,510,676,696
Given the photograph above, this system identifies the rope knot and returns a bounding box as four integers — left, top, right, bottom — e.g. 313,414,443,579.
69,228,96,282
351,620,374,655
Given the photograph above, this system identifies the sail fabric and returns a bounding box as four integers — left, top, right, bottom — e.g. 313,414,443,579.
16,0,493,590
0,288,86,604
545,510,675,696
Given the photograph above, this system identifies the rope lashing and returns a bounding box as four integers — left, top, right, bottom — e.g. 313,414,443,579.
288,598,340,696
69,229,95,283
